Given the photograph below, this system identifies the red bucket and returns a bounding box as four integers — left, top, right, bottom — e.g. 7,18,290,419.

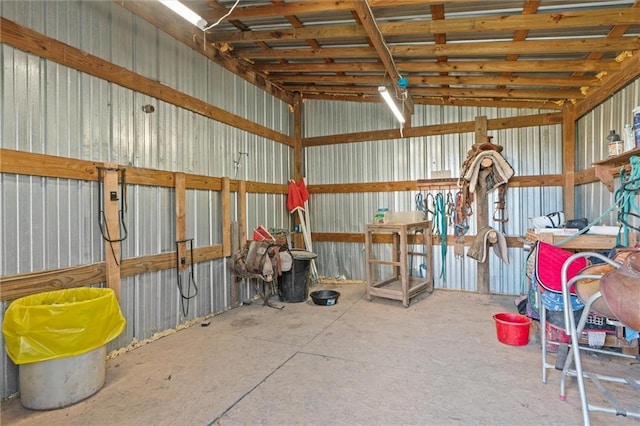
493,312,532,346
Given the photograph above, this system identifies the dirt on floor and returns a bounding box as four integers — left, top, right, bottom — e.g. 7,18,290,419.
2,282,639,425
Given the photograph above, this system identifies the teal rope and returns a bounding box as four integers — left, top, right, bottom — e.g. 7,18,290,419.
434,193,448,280
615,156,640,236
617,168,630,246
555,155,640,246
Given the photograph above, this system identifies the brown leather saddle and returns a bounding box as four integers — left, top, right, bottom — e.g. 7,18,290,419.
574,249,640,330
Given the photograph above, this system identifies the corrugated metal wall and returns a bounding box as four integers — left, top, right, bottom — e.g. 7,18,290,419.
305,101,564,294
1,1,292,398
576,79,640,229
2,0,639,402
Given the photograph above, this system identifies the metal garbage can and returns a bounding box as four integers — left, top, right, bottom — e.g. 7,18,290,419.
278,249,317,303
2,288,126,410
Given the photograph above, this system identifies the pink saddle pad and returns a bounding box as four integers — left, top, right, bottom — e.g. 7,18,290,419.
535,241,587,294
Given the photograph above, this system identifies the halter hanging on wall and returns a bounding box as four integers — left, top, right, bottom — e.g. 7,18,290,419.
175,238,198,318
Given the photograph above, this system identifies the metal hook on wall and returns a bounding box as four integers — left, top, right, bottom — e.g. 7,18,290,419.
233,152,249,178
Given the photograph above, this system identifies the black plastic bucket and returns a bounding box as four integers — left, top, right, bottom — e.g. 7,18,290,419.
278,250,317,303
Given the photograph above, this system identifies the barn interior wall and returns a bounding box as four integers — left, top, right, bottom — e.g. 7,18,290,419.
304,100,564,293
1,0,639,402
0,1,292,399
305,77,639,290
575,79,640,228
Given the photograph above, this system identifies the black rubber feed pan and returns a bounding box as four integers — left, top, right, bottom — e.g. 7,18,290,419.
310,290,340,306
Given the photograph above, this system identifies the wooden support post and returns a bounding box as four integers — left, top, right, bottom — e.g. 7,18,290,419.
102,164,122,302
293,92,303,182
475,116,490,294
231,220,241,308
562,103,576,219
222,177,231,257
230,180,247,308
238,180,247,246
175,173,187,271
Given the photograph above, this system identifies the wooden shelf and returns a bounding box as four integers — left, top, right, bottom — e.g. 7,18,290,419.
592,147,640,191
528,229,636,250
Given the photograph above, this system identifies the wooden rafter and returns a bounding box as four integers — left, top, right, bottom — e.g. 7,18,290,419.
234,38,640,59
283,84,583,101
117,1,638,107
352,0,414,114
255,60,620,73
197,0,450,21
208,8,640,43
500,0,540,85
270,74,601,88
571,0,640,77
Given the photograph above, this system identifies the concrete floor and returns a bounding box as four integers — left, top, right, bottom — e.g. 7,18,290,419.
2,282,639,425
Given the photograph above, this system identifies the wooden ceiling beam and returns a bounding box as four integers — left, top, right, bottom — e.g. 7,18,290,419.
300,92,564,110
199,0,355,21
368,0,477,6
572,1,640,77
273,74,601,88
302,112,564,147
395,7,640,36
399,38,640,57
235,37,640,59
198,0,445,21
411,97,564,110
275,0,340,72
430,3,449,88
500,0,540,84
409,86,584,100
285,84,582,100
257,59,620,73
208,8,640,43
208,23,365,43
352,0,414,114
575,49,640,118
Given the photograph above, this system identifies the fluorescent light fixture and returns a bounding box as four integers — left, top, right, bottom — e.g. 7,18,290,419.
159,0,207,30
378,86,405,124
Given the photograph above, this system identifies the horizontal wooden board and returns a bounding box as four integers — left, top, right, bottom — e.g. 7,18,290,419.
312,174,563,194
303,112,562,147
1,263,107,301
0,149,282,193
311,232,524,248
0,149,100,181
246,181,289,194
1,245,224,302
575,168,597,185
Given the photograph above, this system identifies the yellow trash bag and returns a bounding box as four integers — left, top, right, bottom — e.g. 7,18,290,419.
2,288,126,365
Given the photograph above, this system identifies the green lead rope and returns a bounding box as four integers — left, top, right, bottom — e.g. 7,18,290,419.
555,155,640,247
434,193,448,280
615,156,640,245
